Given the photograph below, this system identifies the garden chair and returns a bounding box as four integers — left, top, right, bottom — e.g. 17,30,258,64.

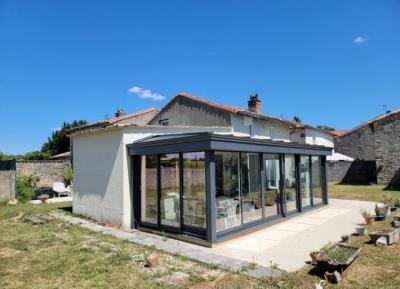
52,182,70,197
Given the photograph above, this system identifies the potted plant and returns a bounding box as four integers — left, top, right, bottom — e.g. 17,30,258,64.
361,210,375,225
355,224,368,236
310,251,320,264
375,204,389,221
341,235,350,244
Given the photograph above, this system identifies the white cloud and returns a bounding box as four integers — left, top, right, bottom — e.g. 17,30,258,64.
354,36,367,44
128,86,165,101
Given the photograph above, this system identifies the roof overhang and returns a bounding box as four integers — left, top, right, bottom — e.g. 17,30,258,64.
128,132,332,156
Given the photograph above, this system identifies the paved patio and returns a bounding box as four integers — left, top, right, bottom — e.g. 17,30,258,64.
54,198,375,278
210,198,375,271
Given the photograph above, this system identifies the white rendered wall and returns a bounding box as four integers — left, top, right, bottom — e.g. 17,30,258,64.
305,128,334,148
72,129,125,225
73,126,231,228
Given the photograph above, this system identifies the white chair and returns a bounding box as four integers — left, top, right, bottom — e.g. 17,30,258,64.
52,182,70,198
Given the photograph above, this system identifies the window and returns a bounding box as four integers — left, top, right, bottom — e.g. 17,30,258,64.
140,155,157,224
312,156,323,204
158,119,169,126
160,153,180,227
284,155,297,212
300,156,312,208
241,153,262,223
182,152,206,228
215,151,241,232
264,154,280,218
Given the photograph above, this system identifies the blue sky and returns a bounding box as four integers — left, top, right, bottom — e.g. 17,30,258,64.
1,0,399,154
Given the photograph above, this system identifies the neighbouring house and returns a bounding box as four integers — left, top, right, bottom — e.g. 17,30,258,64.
333,109,400,186
70,92,332,245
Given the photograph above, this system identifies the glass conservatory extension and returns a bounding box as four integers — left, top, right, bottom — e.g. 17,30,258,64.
128,133,331,245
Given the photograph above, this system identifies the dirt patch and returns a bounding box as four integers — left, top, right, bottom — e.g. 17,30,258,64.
0,248,22,258
156,271,190,286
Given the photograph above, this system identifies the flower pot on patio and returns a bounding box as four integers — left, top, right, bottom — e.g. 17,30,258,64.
361,210,375,226
355,225,368,236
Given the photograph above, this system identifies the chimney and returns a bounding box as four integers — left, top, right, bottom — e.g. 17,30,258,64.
248,94,261,113
115,109,126,117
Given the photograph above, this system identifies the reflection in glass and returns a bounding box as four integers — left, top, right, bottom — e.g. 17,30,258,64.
160,153,180,227
141,155,158,224
215,151,241,232
285,155,297,212
300,156,312,208
312,156,323,204
264,154,281,218
183,152,206,228
241,153,262,223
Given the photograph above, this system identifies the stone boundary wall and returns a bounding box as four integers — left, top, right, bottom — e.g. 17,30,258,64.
16,160,70,187
0,170,16,201
327,160,377,184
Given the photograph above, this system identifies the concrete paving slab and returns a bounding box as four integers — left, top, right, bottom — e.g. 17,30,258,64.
52,198,375,278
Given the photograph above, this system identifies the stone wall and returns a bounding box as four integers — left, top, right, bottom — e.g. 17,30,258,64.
374,113,400,185
0,170,16,201
327,160,377,184
16,160,70,187
334,125,376,161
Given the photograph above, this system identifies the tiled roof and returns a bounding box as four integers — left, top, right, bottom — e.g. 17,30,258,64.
332,130,352,137
69,107,159,133
335,109,400,137
149,92,333,135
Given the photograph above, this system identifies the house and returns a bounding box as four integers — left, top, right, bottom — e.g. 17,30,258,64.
334,109,400,186
70,92,332,245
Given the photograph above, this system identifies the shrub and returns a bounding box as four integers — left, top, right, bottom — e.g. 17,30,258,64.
62,164,73,186
16,175,39,203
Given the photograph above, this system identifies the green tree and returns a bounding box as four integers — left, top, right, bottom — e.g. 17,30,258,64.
41,120,87,155
293,116,302,123
316,125,335,132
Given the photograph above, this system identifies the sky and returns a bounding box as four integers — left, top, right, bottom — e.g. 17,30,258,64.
1,0,400,154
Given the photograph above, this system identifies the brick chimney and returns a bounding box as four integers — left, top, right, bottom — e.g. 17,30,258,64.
115,109,126,117
248,94,261,113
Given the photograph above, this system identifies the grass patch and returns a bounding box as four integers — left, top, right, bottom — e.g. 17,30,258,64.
329,182,400,202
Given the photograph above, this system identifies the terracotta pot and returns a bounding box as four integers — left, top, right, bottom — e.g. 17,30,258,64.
365,216,375,226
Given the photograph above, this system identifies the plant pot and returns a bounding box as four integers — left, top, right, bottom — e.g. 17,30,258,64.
341,235,350,244
392,220,400,228
37,194,49,203
355,225,368,236
365,216,375,225
375,215,386,221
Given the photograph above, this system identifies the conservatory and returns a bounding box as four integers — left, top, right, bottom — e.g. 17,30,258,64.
128,132,331,246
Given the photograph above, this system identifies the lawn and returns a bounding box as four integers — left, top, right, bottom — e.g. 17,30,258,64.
1,201,400,289
329,182,400,203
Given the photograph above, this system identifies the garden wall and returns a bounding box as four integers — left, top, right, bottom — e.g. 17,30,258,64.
327,160,377,184
16,160,70,187
0,170,16,201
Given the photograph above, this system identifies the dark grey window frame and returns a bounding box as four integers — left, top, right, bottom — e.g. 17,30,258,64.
129,133,331,244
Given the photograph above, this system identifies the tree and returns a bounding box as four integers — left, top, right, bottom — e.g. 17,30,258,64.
293,116,302,123
316,125,335,132
41,120,87,155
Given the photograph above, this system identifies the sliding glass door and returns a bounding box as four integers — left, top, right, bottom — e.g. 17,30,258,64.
264,154,281,218
160,153,180,228
182,152,206,229
300,156,312,208
284,155,298,213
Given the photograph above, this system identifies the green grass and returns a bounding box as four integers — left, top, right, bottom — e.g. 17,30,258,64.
1,200,400,289
329,182,400,202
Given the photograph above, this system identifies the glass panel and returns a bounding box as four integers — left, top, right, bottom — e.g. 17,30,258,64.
182,152,206,228
300,156,312,208
312,156,323,204
160,153,180,227
141,155,158,224
284,155,297,212
264,154,280,218
241,153,262,223
215,151,241,232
